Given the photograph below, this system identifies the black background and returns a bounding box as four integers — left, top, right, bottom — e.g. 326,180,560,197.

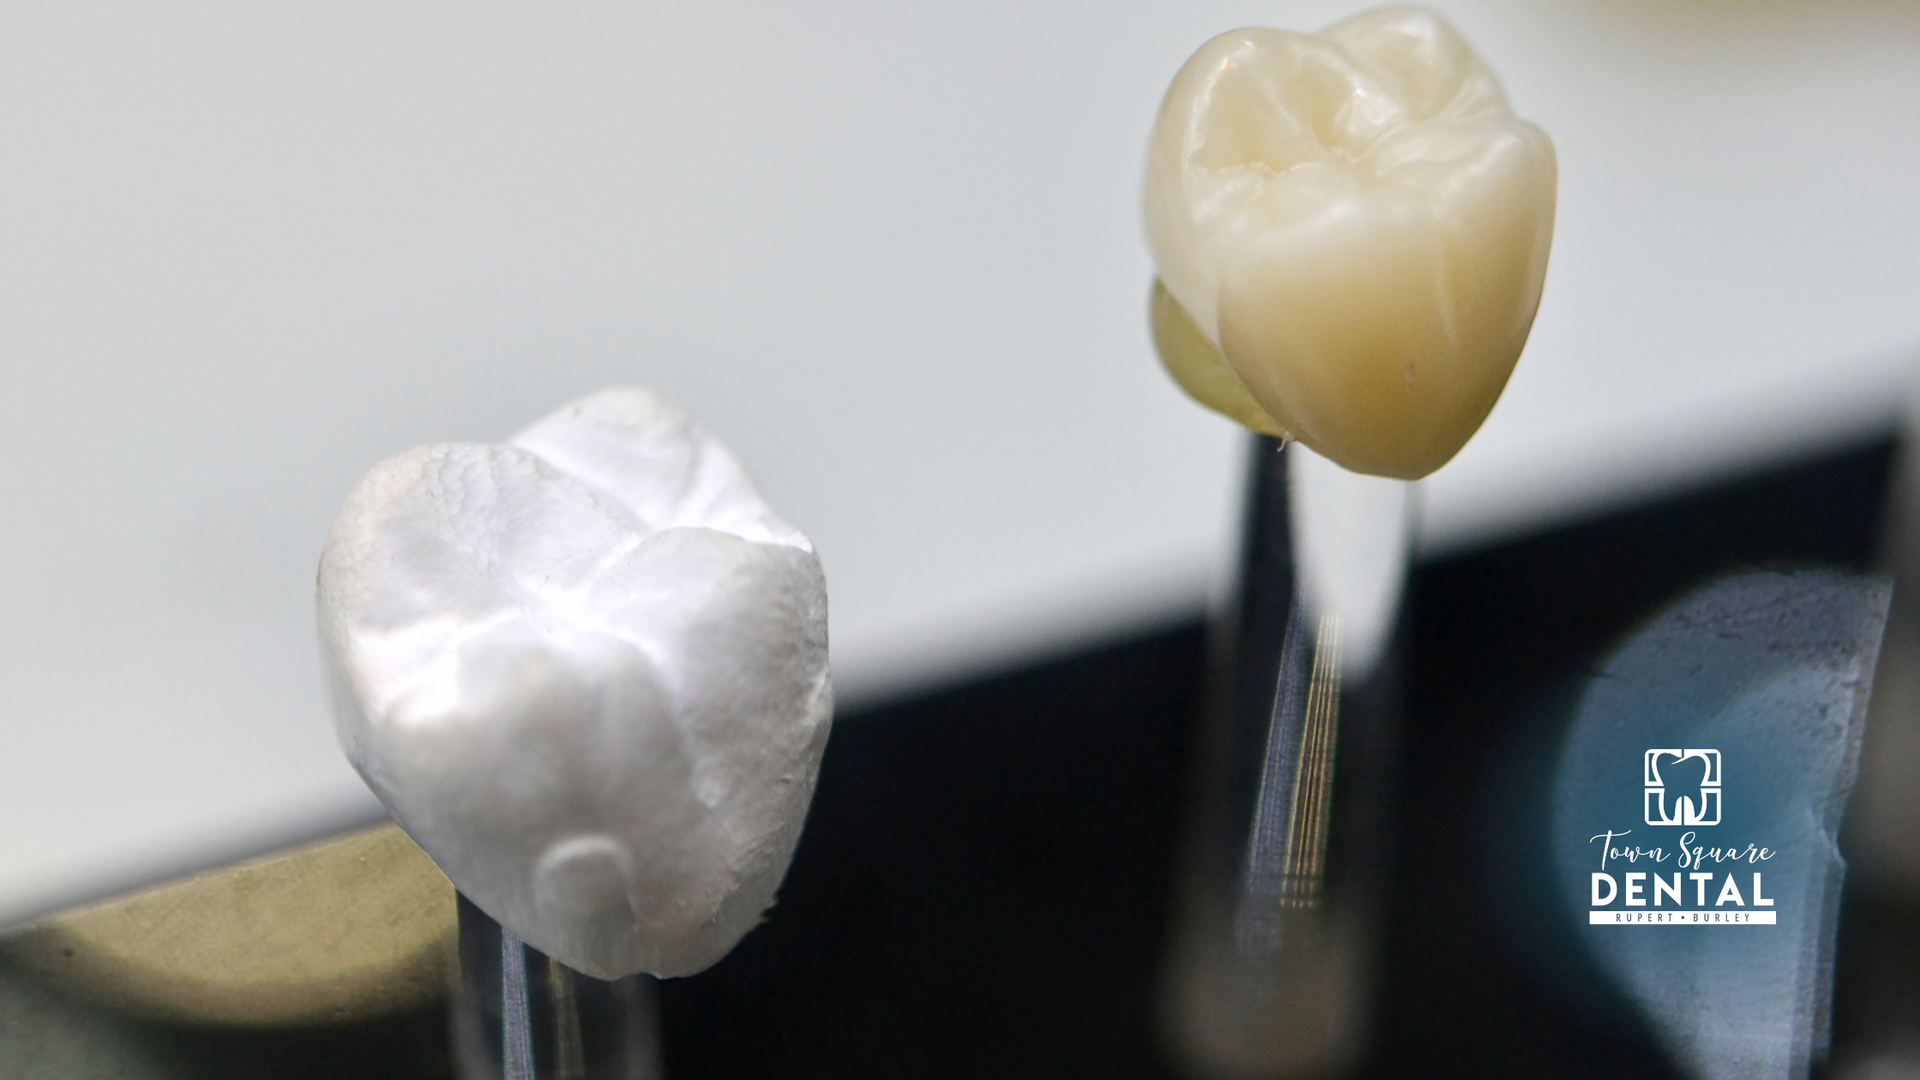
660,435,1897,1079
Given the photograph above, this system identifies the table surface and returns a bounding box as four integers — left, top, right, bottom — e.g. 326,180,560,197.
3,0,1918,923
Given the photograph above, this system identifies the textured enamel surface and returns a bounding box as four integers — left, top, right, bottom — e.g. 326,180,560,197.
317,388,830,979
1145,5,1556,479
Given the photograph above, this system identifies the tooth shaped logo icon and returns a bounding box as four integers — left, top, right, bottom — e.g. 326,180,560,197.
1644,749,1721,826
317,387,831,980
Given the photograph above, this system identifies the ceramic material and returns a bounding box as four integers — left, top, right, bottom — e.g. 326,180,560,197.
1144,5,1556,479
318,388,831,980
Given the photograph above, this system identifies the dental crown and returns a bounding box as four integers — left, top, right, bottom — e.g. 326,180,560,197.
317,387,832,979
1145,5,1557,479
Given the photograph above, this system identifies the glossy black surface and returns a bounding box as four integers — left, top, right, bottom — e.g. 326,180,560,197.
660,436,1896,1079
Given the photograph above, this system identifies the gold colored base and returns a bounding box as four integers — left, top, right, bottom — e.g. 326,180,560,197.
0,824,455,1027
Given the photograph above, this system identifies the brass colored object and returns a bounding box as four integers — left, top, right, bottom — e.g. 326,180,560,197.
0,824,455,1027
1237,611,1341,938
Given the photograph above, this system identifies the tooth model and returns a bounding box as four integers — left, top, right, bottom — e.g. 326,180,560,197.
317,387,831,980
1145,4,1556,479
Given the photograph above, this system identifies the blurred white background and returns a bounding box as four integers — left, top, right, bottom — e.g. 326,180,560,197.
2,0,1917,922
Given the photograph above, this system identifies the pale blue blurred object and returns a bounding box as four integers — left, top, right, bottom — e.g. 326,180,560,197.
1553,570,1890,1080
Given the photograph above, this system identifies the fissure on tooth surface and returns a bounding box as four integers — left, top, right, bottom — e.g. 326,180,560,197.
317,387,831,980
1145,4,1556,480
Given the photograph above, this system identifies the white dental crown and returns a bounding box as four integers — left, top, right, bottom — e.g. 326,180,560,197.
317,387,831,980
